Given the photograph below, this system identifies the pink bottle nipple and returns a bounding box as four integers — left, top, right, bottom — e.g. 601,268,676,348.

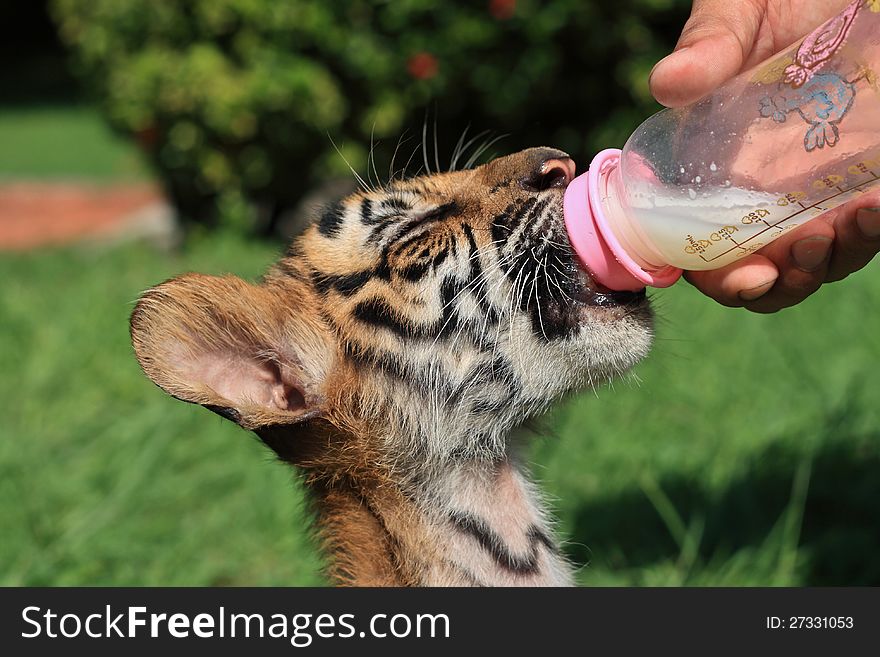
563,149,682,292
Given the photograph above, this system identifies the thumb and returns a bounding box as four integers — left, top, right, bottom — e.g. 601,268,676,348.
650,0,762,107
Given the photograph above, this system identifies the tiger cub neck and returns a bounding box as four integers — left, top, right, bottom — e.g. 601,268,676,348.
315,452,574,587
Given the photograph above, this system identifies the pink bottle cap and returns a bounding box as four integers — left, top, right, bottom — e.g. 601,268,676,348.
564,148,682,291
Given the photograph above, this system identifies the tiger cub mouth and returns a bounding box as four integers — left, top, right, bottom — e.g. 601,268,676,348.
516,187,649,337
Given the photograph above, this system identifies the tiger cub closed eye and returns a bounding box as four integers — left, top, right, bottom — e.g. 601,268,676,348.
130,147,653,586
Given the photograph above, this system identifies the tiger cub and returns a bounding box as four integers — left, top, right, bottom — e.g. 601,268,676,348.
130,147,653,586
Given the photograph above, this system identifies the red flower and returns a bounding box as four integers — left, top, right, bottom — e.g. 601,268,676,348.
407,52,439,80
489,0,516,20
135,125,160,150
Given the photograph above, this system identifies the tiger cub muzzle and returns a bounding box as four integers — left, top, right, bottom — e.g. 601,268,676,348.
482,147,649,341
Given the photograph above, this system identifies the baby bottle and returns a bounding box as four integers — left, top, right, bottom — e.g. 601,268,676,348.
564,0,880,291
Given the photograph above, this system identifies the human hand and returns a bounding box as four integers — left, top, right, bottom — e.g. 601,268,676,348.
650,0,880,312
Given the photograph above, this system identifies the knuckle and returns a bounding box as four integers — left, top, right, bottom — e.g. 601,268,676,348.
778,273,823,296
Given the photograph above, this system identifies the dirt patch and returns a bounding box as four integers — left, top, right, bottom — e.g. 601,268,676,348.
0,182,174,250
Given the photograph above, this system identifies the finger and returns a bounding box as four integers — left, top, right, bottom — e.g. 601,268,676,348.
684,219,836,313
684,254,779,307
827,207,880,282
649,0,761,107
736,219,836,312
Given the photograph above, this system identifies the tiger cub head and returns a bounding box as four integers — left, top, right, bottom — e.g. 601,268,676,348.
131,147,652,471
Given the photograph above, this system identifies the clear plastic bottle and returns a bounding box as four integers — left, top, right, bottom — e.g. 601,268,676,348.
564,0,880,291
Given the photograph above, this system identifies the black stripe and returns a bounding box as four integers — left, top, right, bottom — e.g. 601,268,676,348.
529,197,551,226
436,276,497,350
360,198,375,224
490,198,536,245
318,201,346,237
373,258,392,281
353,297,419,338
275,258,302,280
447,433,503,460
460,223,497,323
389,219,432,249
439,276,467,335
489,178,511,194
469,356,516,388
469,395,514,415
445,363,516,409
399,261,431,282
392,229,433,258
341,337,513,418
343,341,455,399
405,180,431,195
448,511,555,576
311,269,372,296
449,563,487,587
432,243,450,269
421,201,459,222
461,222,479,255
398,238,432,260
392,229,452,284
381,196,411,211
505,197,537,235
387,201,459,251
491,209,512,245
367,218,399,244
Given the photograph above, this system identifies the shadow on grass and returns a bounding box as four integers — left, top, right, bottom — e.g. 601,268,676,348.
565,404,880,585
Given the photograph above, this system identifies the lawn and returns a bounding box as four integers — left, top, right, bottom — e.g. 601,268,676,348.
0,105,149,181
2,230,878,586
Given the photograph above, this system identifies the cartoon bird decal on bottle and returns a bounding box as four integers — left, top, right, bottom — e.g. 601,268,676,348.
759,74,856,150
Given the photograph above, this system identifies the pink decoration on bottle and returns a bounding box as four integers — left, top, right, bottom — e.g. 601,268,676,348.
783,1,861,88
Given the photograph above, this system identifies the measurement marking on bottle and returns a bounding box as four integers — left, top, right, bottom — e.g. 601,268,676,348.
699,171,880,263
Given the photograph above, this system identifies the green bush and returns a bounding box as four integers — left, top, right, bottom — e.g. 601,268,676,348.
51,0,688,232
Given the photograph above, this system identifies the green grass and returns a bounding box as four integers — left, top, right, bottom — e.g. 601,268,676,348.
0,105,149,181
1,233,878,586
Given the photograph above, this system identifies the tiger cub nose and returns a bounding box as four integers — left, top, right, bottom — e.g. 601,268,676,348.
520,149,576,191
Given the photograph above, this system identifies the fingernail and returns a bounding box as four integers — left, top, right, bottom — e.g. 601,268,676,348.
791,235,833,272
856,208,880,239
738,279,776,301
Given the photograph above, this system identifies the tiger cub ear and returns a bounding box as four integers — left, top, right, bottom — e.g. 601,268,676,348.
130,274,333,430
